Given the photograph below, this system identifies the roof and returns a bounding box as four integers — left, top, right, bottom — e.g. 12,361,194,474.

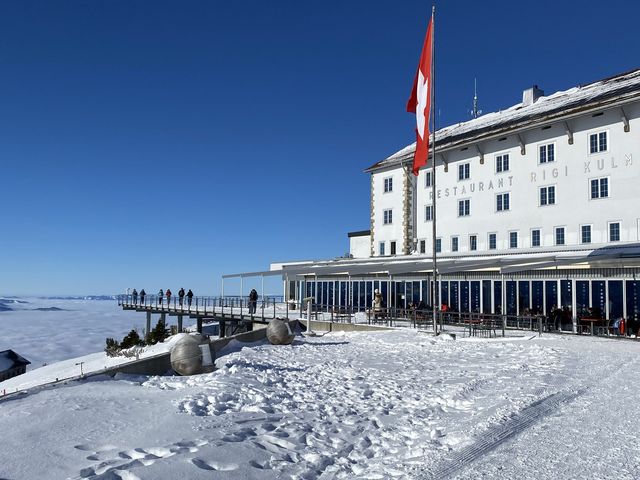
0,350,31,372
348,230,371,238
257,243,640,278
366,68,640,172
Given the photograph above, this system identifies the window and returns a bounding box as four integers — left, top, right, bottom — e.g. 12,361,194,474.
435,238,442,253
384,177,393,193
589,131,608,154
458,199,470,217
383,209,393,225
531,229,541,247
425,205,433,221
555,227,565,245
539,143,555,163
425,171,432,188
379,242,385,255
420,240,426,254
581,225,591,244
390,241,396,255
458,163,470,180
469,235,477,251
609,222,620,242
509,231,518,249
590,178,609,199
540,186,556,206
451,237,459,252
496,193,510,211
496,153,510,173
489,233,497,250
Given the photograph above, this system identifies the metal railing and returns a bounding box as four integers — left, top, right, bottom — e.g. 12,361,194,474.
118,295,637,339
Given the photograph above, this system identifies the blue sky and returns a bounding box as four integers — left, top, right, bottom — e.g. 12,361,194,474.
1,0,639,296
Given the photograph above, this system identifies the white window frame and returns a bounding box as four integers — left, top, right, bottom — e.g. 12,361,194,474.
509,231,518,249
383,209,393,225
590,176,609,200
539,185,556,206
379,241,385,256
458,198,470,217
588,130,608,155
458,162,470,181
435,238,442,253
608,221,621,242
383,176,393,193
555,226,565,246
469,234,477,251
531,228,541,247
425,205,433,222
495,153,510,173
419,239,426,254
488,232,497,250
538,142,556,164
451,236,459,252
390,241,397,255
496,192,510,212
581,224,592,244
424,171,432,188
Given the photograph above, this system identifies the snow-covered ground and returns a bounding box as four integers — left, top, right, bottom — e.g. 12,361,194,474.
1,299,640,479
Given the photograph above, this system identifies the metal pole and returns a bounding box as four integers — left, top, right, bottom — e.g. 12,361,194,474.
261,274,264,306
430,5,437,334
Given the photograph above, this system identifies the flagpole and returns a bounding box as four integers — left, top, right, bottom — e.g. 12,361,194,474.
430,5,437,334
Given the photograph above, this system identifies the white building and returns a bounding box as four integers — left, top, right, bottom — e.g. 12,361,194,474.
227,69,640,330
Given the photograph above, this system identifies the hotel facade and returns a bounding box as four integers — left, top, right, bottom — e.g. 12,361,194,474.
228,69,640,329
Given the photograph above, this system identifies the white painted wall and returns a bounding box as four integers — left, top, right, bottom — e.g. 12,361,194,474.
371,101,640,256
372,166,405,256
349,234,371,258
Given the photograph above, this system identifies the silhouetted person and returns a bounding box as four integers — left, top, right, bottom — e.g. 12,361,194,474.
140,289,146,305
132,289,138,305
178,287,185,306
248,289,258,314
158,289,164,306
187,289,194,307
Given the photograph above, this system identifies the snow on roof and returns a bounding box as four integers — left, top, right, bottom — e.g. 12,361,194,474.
0,350,31,371
367,68,640,172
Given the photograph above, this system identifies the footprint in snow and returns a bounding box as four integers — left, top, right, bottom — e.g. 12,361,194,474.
191,458,238,471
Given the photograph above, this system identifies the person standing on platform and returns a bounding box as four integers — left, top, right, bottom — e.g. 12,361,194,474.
187,289,194,307
132,289,138,305
178,287,185,306
249,289,258,314
373,289,383,319
166,288,172,307
140,289,146,305
158,288,164,306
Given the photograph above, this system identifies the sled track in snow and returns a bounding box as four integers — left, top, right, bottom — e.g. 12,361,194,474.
424,388,585,480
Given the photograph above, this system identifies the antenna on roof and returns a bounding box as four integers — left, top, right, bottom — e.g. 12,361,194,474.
472,78,482,119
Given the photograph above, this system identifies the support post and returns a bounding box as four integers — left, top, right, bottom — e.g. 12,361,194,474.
197,317,203,334
146,311,151,338
177,315,183,333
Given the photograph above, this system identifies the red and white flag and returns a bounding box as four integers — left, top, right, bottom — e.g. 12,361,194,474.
406,18,433,176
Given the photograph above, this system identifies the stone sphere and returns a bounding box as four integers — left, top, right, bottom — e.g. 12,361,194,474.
170,334,216,375
266,318,295,345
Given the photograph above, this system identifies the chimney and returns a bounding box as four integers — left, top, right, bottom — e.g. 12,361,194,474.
522,85,544,106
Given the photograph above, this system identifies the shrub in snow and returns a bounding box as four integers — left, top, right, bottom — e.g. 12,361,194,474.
146,318,169,345
120,329,144,349
105,337,121,357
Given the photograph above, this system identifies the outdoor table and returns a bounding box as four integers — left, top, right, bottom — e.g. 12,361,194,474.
579,317,603,335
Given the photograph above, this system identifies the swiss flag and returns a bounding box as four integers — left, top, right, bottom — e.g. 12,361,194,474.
406,18,433,176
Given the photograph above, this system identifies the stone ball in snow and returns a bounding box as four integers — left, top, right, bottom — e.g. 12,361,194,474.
266,318,295,345
170,334,215,376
